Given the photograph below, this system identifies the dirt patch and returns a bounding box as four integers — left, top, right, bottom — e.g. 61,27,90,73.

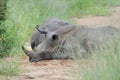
73,7,120,27
18,7,120,80
17,56,76,80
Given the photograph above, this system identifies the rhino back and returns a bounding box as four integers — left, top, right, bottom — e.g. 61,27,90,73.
63,25,119,57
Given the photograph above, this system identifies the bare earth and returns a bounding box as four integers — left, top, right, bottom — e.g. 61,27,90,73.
17,7,120,80
73,7,120,27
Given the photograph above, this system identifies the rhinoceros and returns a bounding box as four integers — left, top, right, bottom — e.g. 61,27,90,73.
22,17,119,62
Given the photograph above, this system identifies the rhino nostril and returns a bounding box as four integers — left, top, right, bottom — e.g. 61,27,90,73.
52,34,58,40
30,59,34,62
29,57,42,62
30,59,38,63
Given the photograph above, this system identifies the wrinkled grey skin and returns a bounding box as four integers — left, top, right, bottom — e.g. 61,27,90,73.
22,17,119,62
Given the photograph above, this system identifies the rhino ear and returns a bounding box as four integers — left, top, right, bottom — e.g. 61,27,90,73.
36,25,48,34
55,26,75,35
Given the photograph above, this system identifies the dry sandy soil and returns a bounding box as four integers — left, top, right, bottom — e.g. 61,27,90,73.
73,7,120,27
17,7,120,80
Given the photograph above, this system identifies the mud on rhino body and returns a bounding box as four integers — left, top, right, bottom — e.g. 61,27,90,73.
22,17,119,62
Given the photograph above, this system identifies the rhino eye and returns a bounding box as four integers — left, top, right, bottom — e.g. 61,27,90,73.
52,34,58,40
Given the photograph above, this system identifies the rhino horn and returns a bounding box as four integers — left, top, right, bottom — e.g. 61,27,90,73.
22,43,34,57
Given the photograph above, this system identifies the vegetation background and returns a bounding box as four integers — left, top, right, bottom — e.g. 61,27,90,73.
0,0,120,80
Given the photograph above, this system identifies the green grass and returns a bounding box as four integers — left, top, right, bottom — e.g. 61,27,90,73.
81,46,120,80
102,0,120,6
0,75,16,80
0,57,20,76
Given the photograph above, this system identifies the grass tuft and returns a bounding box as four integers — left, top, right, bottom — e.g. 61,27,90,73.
0,57,20,76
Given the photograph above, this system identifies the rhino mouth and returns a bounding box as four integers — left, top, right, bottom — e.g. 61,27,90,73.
29,51,53,62
29,57,42,62
22,44,53,62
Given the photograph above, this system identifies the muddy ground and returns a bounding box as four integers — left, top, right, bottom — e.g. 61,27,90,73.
17,7,120,80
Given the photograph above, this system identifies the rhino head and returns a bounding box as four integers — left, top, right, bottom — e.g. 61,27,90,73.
22,25,75,62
